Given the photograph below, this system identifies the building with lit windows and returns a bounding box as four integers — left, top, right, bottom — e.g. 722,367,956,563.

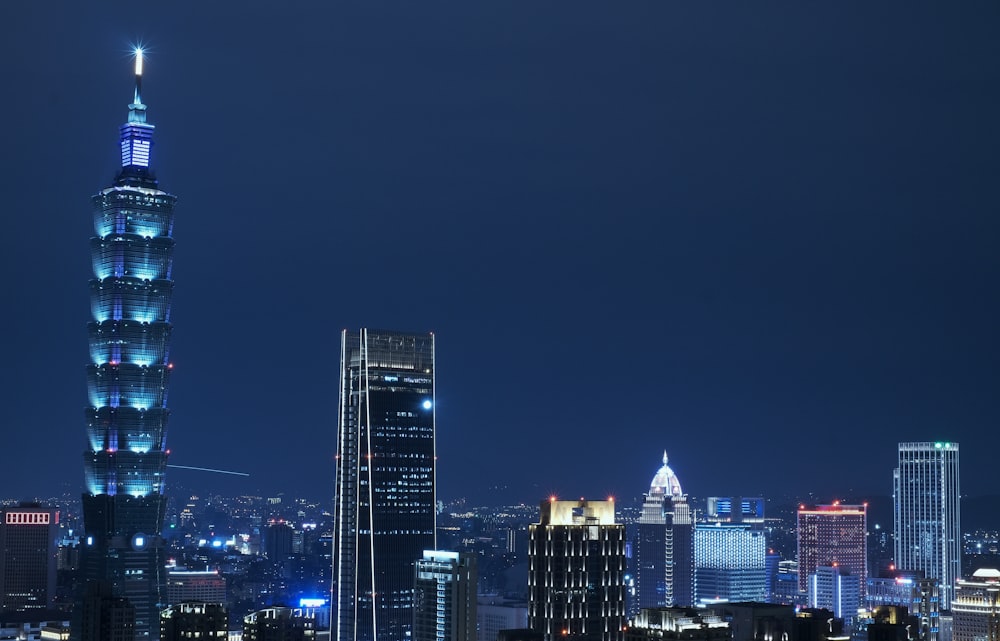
413,551,477,641
333,330,436,641
160,603,227,641
797,503,867,597
693,522,767,605
164,569,226,606
624,607,729,641
0,504,59,612
76,50,177,641
894,442,961,609
807,565,860,624
951,569,1000,641
243,607,316,641
528,499,626,641
634,453,694,611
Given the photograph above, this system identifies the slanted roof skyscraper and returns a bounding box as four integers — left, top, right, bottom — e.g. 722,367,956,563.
77,49,177,641
333,330,436,641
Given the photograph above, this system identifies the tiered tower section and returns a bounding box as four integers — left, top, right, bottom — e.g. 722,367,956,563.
79,50,176,641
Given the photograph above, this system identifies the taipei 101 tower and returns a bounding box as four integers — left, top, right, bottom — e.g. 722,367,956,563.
77,50,176,640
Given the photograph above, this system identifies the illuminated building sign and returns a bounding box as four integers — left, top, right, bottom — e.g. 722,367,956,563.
5,512,52,525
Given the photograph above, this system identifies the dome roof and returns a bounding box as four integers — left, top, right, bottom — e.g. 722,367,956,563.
649,451,683,496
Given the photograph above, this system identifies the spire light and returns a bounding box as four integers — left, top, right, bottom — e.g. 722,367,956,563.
134,48,144,76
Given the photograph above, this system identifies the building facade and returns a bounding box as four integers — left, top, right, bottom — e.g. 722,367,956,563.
797,503,867,596
807,565,860,624
413,551,477,641
77,50,177,641
160,603,227,641
528,499,626,641
625,607,729,641
0,504,59,612
165,570,226,606
952,569,1000,641
244,607,316,641
694,522,767,604
894,442,961,609
634,453,694,611
334,330,436,641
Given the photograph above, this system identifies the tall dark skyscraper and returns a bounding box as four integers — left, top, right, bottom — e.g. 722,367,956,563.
333,330,436,641
0,504,59,611
77,50,177,641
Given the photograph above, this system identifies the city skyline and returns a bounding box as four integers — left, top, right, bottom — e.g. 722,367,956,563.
1,3,999,505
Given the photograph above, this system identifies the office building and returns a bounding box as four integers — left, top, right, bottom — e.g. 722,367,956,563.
244,607,316,641
334,330,436,641
77,50,177,641
807,565,861,624
797,503,867,596
0,504,59,611
894,442,961,609
413,551,477,641
912,579,942,641
694,522,767,604
160,603,227,641
951,569,1000,641
634,453,694,611
625,607,729,641
165,569,226,606
528,499,626,641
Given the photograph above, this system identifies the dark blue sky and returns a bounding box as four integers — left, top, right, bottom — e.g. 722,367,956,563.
1,1,998,505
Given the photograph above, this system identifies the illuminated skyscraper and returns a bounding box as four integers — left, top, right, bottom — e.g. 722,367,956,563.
528,499,626,641
334,330,436,641
634,453,694,610
894,442,961,609
413,551,477,641
797,503,867,596
77,50,177,641
694,522,767,605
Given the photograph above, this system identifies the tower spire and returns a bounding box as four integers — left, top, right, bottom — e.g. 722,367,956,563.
120,48,154,174
133,47,144,106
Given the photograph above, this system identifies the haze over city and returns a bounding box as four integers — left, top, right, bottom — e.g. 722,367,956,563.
1,1,998,505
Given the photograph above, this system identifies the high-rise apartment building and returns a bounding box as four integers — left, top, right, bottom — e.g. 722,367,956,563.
634,453,694,611
528,499,626,641
334,330,436,641
0,504,59,612
894,442,961,609
77,50,177,641
413,551,477,641
797,503,867,596
951,569,1000,641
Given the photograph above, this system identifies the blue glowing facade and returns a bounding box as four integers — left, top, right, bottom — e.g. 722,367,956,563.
77,52,175,641
334,330,436,641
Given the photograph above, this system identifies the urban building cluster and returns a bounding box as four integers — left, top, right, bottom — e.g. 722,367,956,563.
0,50,995,641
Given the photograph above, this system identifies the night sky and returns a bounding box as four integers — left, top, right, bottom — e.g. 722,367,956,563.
2,2,998,506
